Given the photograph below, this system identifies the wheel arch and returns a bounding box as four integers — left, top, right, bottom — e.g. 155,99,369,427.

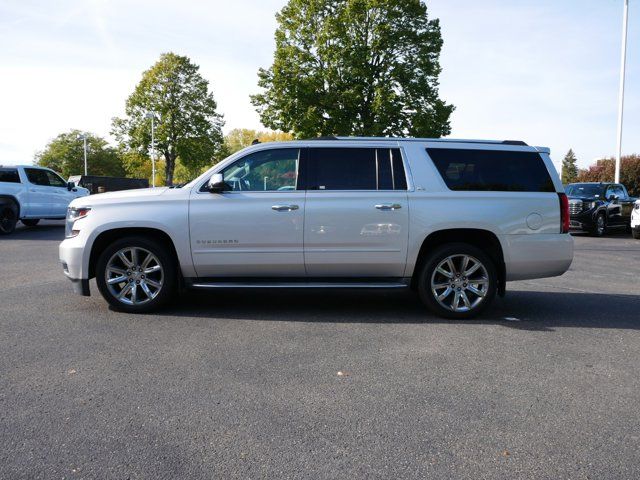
410,228,506,296
0,195,20,217
88,227,180,280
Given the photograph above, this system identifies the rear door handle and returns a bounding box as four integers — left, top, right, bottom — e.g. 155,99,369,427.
375,204,402,211
272,205,299,212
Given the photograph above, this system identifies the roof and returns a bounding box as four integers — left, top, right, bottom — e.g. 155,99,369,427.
306,136,528,146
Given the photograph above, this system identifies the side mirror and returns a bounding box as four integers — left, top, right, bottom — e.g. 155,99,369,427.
608,194,618,202
206,173,230,193
67,181,75,191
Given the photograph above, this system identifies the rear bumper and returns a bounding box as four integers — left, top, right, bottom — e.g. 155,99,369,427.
504,234,574,281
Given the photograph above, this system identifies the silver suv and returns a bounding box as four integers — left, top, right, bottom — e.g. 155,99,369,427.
59,138,573,319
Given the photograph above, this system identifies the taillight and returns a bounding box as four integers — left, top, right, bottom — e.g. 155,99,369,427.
558,193,569,233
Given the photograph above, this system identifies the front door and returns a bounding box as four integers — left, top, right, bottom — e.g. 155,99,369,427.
189,147,305,278
304,147,409,277
23,168,55,217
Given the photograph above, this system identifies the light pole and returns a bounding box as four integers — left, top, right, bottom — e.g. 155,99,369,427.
77,133,88,176
615,0,629,183
145,112,157,187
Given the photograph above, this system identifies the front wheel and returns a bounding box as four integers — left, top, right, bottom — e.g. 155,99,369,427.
96,236,177,313
590,213,606,237
417,243,497,319
21,219,40,227
633,228,640,240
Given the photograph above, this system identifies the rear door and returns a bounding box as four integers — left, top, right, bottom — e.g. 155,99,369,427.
304,146,409,277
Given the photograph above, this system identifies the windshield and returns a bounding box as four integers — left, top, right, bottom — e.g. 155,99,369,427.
565,184,604,197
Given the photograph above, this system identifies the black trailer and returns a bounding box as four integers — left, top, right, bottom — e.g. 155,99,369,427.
68,175,149,194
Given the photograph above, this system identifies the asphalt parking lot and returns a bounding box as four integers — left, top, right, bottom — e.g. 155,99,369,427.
1,222,639,479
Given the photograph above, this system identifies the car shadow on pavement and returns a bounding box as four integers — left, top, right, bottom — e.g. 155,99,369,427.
156,289,640,331
5,223,65,241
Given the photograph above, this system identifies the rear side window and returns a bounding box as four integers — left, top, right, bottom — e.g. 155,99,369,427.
0,168,20,183
307,148,407,191
427,148,555,192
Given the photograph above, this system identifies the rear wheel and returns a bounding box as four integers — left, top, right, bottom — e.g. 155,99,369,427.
0,201,18,235
96,236,177,313
21,219,40,227
417,243,497,319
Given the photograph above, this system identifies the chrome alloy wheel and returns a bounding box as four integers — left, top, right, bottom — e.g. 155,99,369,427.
105,247,164,306
430,254,490,313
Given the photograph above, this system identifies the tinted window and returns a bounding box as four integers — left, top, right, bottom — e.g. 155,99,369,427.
25,168,66,187
219,148,299,192
427,148,555,192
0,168,20,183
307,148,407,191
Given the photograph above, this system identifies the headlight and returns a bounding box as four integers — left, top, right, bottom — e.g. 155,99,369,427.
584,201,597,210
635,203,639,210
65,207,91,238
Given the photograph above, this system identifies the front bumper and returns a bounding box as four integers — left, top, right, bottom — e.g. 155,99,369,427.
569,210,597,230
59,237,90,296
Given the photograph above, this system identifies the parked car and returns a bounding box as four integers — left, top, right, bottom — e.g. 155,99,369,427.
565,182,637,236
67,175,149,194
0,165,89,234
59,138,573,319
631,200,640,240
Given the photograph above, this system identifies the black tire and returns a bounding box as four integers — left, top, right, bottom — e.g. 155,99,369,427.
21,219,40,227
96,236,177,313
633,228,640,240
417,243,497,320
590,213,606,237
0,201,18,235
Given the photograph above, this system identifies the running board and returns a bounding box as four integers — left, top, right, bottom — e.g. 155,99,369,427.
188,280,410,290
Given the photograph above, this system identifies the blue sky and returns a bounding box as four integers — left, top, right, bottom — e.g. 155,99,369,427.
0,0,638,172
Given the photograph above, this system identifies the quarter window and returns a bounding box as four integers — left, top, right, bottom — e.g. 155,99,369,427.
219,149,300,192
427,148,555,193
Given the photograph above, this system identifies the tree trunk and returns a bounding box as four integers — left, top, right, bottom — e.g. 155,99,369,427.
164,152,175,186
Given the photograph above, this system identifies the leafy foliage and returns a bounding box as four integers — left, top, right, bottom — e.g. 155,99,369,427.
577,155,640,197
224,128,294,155
561,149,578,184
112,52,225,185
35,130,125,178
251,0,454,139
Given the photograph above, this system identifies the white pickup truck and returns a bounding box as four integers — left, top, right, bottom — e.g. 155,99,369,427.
60,137,574,319
0,165,89,234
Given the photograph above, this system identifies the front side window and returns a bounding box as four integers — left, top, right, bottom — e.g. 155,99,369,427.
307,147,407,191
25,168,66,187
218,148,300,192
427,148,555,193
606,185,627,199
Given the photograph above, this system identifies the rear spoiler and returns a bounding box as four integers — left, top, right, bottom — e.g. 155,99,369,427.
534,146,551,154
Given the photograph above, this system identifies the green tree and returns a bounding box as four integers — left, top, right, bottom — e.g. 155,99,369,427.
35,130,125,178
224,128,294,155
561,149,578,184
112,52,225,186
251,0,454,139
577,155,640,197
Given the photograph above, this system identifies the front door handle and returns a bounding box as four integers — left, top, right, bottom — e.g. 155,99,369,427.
375,203,402,211
272,204,299,212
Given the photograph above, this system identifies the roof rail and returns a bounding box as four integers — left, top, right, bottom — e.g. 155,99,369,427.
328,136,528,146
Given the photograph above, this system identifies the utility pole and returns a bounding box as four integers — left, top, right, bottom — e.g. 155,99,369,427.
615,0,629,183
77,133,88,176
